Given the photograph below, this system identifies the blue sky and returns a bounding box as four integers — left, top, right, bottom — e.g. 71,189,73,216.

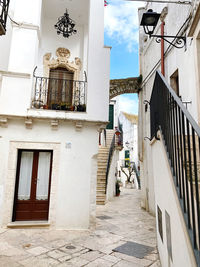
104,0,143,115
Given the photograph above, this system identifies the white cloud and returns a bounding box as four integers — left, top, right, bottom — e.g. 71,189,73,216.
119,95,138,114
104,0,144,52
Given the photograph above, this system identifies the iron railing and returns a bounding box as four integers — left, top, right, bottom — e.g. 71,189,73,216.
0,0,9,35
32,75,87,112
150,70,200,264
103,129,107,146
105,134,115,194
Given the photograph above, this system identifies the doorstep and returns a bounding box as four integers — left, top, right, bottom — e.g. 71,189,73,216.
7,221,50,228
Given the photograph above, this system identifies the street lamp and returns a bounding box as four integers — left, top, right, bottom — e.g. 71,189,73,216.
0,0,10,36
140,9,186,49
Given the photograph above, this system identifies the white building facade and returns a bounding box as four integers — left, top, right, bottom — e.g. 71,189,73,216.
139,1,200,266
0,0,110,230
117,112,138,187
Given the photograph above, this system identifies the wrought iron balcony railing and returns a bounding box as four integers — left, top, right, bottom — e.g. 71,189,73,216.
0,0,10,35
150,70,200,265
32,75,87,112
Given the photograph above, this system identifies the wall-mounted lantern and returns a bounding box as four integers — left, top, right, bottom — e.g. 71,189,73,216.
0,0,10,36
140,9,186,49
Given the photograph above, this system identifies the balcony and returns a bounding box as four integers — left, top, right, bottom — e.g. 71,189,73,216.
32,76,87,112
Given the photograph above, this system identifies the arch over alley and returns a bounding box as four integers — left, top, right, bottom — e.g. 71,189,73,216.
109,76,142,99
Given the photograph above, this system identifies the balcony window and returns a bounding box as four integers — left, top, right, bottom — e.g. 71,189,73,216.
32,47,86,112
47,67,74,110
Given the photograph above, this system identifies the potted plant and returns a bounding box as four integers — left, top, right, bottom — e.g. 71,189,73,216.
116,180,121,196
51,103,60,110
60,103,67,110
43,104,48,110
77,104,86,112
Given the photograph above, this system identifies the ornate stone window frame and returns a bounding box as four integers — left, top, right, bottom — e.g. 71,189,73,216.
43,47,82,80
41,48,82,107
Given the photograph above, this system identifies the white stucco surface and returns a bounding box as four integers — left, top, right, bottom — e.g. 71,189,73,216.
0,119,99,229
151,137,197,267
0,0,110,229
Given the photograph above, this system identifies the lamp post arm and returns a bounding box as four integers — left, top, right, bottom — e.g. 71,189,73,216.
150,34,186,49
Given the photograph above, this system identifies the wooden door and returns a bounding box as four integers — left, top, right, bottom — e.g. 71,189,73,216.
47,67,74,108
106,104,114,129
13,150,53,221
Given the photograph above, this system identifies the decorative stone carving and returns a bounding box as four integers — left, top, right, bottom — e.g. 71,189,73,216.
75,57,82,69
25,118,33,129
41,48,82,107
56,47,70,59
0,117,8,127
51,120,59,130
75,121,83,131
43,47,82,80
97,124,106,133
160,7,168,22
43,53,52,64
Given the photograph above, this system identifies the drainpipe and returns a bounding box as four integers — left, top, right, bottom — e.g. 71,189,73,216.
161,21,165,76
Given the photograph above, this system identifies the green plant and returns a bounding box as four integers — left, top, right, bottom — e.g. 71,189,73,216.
77,104,86,112
51,103,60,110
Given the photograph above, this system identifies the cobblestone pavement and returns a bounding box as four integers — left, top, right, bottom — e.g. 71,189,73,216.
0,188,160,266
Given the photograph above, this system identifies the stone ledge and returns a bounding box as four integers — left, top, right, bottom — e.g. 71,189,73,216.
7,221,50,228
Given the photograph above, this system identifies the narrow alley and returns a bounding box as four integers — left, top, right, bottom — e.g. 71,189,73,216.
0,188,160,267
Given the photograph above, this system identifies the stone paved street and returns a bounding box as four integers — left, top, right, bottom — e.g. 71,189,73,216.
0,188,160,266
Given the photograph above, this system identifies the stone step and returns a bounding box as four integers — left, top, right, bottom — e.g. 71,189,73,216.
97,186,106,190
97,157,108,161
97,163,107,167
97,173,106,177
96,201,106,205
96,196,106,200
98,152,109,156
99,148,109,151
97,182,106,185
97,177,106,181
97,181,106,185
97,191,106,195
97,166,107,170
97,162,107,165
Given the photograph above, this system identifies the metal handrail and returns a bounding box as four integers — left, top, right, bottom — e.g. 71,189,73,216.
150,70,200,265
103,129,107,146
105,134,115,194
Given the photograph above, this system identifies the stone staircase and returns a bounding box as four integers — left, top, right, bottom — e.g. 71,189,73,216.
96,130,115,205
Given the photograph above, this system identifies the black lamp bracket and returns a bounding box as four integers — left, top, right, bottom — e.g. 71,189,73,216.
150,34,186,49
143,100,150,105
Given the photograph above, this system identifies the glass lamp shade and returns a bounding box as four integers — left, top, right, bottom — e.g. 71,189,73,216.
140,9,161,27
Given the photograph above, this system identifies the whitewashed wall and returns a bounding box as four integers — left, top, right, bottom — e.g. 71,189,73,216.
0,0,110,124
151,136,197,267
87,0,110,123
106,150,119,200
118,112,138,186
0,119,99,229
138,2,200,214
